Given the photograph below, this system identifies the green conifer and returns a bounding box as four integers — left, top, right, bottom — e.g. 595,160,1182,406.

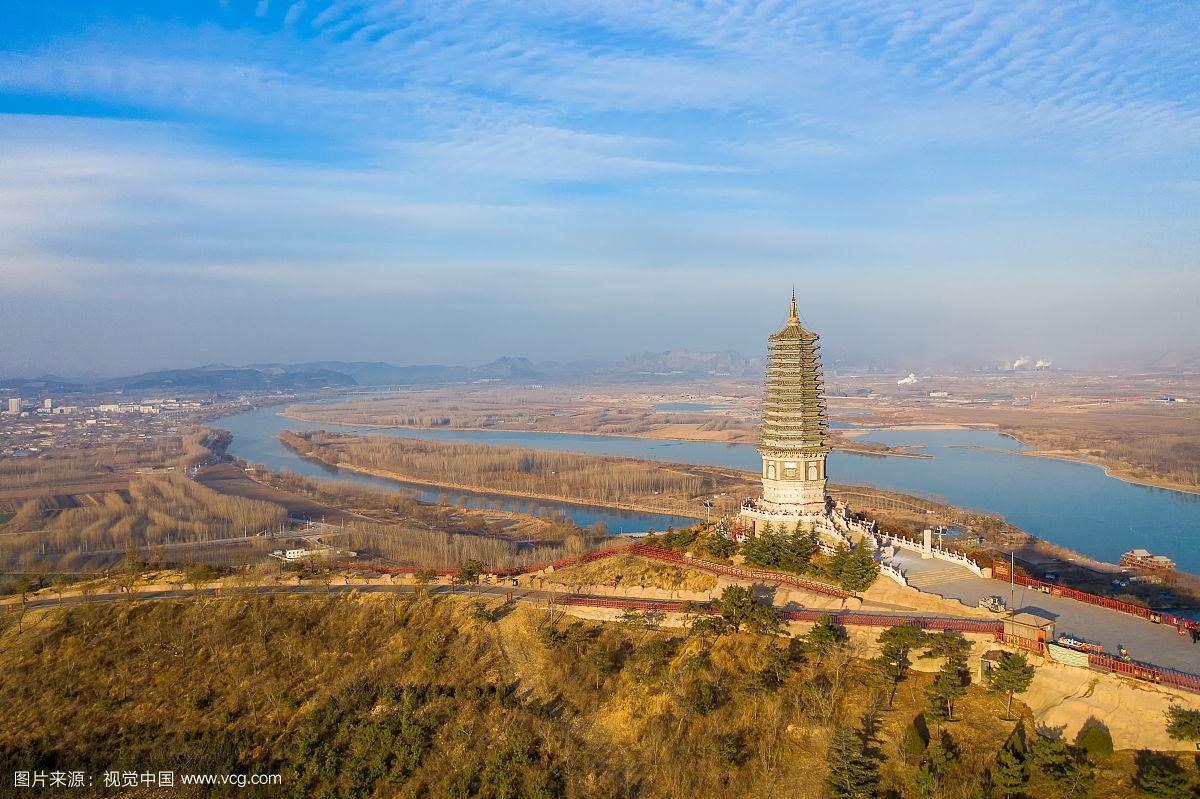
823,724,881,799
983,652,1034,719
990,743,1028,797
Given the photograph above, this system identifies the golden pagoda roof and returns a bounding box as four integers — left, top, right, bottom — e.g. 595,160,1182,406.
769,289,818,342
760,290,827,452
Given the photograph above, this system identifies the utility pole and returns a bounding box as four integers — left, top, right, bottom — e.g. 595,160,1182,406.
1009,549,1015,615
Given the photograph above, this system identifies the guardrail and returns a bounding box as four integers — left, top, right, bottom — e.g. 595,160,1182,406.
991,564,1199,632
996,632,1045,655
879,561,908,587
879,532,985,576
1086,653,1200,693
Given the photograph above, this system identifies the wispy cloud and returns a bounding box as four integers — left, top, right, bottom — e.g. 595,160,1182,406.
0,1,1196,371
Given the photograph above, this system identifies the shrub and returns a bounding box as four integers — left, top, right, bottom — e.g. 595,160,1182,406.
1075,722,1113,761
683,681,728,716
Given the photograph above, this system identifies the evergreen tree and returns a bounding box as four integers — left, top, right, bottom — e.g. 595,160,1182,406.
838,544,879,592
910,732,958,799
1135,753,1192,799
823,724,881,799
875,624,925,707
1075,722,1113,762
713,585,783,635
702,531,738,560
910,761,939,799
900,719,928,765
782,529,818,573
740,531,768,566
991,743,1028,798
715,585,757,633
1165,705,1200,743
984,652,1034,719
804,613,848,656
921,632,971,662
924,652,969,726
827,543,850,582
1029,735,1092,799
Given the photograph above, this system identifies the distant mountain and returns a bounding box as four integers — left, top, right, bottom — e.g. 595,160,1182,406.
620,349,762,377
0,376,84,394
94,365,357,392
1,349,778,396
250,361,465,386
1146,347,1200,372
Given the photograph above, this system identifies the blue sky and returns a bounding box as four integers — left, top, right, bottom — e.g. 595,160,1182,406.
1,1,1197,376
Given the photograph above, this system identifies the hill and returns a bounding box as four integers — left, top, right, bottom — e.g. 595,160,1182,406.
2,593,1194,798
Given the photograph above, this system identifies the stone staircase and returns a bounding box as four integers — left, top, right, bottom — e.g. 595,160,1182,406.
903,563,976,591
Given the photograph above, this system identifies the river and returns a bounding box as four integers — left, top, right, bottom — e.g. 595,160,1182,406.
215,407,1200,571
216,406,696,534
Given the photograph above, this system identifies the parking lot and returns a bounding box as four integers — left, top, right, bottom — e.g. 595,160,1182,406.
891,550,1200,674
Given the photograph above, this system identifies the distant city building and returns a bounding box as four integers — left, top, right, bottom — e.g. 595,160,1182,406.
740,292,830,532
5,398,20,415
43,398,52,410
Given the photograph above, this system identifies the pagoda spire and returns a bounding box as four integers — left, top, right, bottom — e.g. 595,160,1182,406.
788,287,799,325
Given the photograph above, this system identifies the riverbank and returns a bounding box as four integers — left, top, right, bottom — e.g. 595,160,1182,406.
948,444,1200,497
276,434,706,523
280,408,933,458
866,403,1200,499
329,463,705,522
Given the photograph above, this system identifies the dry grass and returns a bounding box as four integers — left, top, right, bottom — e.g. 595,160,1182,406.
543,554,718,591
0,595,1180,799
341,519,603,570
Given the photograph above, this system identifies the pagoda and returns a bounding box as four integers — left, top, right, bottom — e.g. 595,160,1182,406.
739,291,830,532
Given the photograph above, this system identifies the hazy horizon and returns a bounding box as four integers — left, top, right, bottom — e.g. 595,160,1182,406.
2,2,1197,377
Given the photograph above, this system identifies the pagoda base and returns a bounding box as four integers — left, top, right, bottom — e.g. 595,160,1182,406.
738,499,828,535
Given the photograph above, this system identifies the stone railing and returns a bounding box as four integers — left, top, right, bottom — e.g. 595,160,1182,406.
879,560,908,587
878,531,985,577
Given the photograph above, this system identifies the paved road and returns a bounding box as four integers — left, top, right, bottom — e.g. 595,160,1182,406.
892,550,1200,673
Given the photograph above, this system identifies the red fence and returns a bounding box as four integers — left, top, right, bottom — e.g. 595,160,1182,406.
1087,653,1200,693
997,633,1045,655
991,561,1198,632
341,542,855,599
